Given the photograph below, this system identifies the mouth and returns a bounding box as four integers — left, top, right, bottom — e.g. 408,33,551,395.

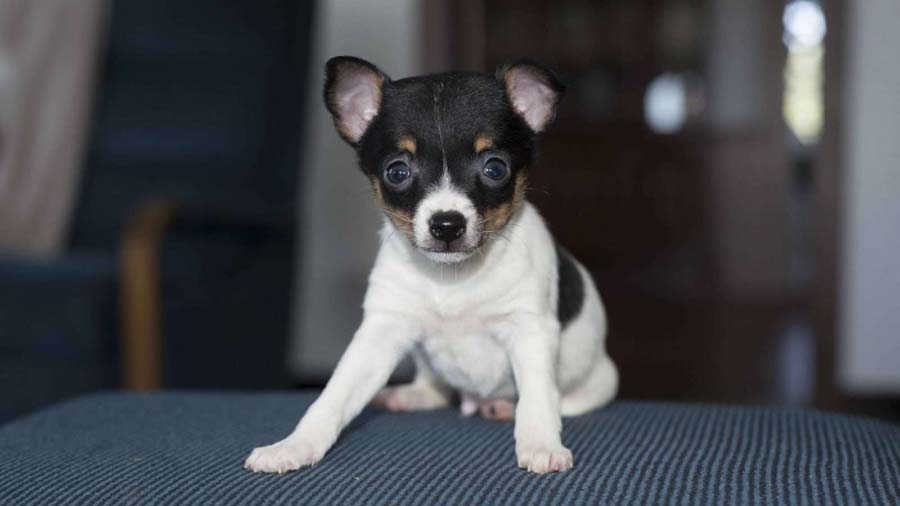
418,245,477,264
420,242,471,253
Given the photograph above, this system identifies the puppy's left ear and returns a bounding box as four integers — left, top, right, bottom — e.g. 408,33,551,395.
324,56,390,145
497,61,564,134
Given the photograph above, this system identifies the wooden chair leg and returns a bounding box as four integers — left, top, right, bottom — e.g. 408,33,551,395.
119,200,177,390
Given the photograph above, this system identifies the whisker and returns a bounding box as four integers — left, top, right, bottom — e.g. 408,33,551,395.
482,229,522,248
382,209,414,224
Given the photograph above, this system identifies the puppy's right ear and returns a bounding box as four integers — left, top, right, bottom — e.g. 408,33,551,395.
496,61,564,134
324,56,390,146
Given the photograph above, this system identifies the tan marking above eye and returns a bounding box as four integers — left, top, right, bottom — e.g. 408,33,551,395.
474,134,493,153
398,136,416,155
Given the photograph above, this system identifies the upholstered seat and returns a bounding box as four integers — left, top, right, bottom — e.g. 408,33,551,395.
0,392,897,505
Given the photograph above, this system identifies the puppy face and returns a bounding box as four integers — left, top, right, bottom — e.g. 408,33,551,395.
324,57,563,264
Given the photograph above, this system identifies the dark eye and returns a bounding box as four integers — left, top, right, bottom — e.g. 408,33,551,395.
385,162,411,186
482,158,509,182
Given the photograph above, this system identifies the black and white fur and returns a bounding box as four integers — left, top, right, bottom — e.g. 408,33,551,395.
245,57,618,475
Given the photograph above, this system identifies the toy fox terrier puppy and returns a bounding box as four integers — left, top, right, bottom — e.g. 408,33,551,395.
245,56,618,475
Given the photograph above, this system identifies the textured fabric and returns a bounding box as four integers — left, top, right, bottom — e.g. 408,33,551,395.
0,392,898,505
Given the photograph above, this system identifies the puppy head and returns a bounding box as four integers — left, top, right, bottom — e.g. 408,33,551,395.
324,56,563,264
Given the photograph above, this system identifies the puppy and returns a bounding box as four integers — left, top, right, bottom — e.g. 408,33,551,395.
245,56,618,475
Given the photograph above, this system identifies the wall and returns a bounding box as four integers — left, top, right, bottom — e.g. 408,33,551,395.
288,0,422,379
839,0,900,393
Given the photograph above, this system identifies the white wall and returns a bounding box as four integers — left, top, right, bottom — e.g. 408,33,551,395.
288,0,422,378
839,0,900,393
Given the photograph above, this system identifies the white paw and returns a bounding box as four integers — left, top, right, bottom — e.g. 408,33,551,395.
372,384,449,412
244,438,322,474
516,443,574,474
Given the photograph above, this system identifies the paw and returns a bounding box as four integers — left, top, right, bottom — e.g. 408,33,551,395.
516,443,574,474
372,383,449,412
479,399,515,422
244,438,322,474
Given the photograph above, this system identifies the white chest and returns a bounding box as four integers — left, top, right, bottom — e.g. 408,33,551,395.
365,203,559,400
418,317,517,399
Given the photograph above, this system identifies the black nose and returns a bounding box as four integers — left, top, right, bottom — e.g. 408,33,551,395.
429,211,466,242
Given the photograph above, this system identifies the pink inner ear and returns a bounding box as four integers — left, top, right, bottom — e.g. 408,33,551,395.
334,69,381,142
508,71,557,133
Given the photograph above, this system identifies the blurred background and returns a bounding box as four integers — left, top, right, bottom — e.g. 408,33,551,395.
0,0,897,423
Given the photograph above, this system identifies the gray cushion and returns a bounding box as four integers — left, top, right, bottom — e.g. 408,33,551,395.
0,392,898,505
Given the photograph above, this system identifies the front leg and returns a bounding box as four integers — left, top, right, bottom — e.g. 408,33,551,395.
244,312,417,473
503,314,572,474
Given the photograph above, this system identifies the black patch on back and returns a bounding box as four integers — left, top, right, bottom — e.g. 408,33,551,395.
555,244,584,328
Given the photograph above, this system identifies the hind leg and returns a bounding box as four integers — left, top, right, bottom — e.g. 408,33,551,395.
373,382,451,411
479,398,516,421
475,355,617,420
476,354,617,421
373,349,452,412
560,354,618,417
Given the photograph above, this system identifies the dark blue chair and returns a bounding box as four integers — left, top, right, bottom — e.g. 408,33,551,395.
0,0,316,422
